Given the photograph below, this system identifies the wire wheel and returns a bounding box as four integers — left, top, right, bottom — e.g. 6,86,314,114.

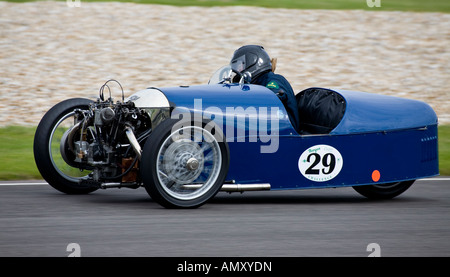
142,118,229,208
33,98,97,194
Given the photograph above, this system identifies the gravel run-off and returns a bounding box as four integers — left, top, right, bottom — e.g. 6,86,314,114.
0,1,449,126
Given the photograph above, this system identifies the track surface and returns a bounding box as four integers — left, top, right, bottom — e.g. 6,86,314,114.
0,178,449,257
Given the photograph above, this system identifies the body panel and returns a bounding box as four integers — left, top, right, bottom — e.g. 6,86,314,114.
159,84,298,138
225,124,438,189
331,89,438,134
131,84,439,190
126,88,170,108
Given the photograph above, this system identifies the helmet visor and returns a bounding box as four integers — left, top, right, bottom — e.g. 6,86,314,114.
230,55,246,73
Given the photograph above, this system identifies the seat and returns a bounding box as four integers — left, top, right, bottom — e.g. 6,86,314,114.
295,87,346,135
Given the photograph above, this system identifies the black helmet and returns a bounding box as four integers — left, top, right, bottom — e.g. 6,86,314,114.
230,45,272,82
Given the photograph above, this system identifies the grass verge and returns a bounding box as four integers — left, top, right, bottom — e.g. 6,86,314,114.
439,125,450,176
3,0,450,13
0,126,41,180
0,125,449,180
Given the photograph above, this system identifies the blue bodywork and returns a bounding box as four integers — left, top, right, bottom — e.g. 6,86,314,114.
157,83,439,190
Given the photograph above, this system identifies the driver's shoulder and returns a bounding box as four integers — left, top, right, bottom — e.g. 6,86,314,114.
261,72,291,90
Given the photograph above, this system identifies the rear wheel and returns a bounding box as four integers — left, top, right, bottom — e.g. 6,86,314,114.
33,98,97,194
352,180,415,200
141,118,229,208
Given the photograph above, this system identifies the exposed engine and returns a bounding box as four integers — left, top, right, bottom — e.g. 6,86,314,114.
59,80,154,189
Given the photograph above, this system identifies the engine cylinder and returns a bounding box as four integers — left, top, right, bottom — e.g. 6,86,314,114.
100,107,115,125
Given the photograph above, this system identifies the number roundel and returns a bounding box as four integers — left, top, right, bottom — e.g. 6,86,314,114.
298,145,343,182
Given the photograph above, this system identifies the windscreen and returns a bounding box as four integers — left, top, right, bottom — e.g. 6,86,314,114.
208,65,236,84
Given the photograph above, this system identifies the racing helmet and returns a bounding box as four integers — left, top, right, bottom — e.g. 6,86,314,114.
230,45,272,82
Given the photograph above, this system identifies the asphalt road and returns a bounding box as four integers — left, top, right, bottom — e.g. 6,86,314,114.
0,177,449,257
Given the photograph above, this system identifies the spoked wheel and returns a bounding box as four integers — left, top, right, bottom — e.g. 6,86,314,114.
352,180,415,200
141,117,229,208
33,98,97,194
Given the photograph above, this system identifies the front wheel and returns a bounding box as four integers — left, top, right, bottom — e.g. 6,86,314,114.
352,180,415,200
33,98,97,194
141,118,230,208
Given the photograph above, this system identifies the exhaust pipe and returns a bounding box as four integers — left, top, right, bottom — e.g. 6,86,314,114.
124,126,142,160
221,183,271,192
181,183,271,192
100,182,139,189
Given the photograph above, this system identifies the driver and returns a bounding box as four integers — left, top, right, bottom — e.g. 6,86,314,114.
230,45,300,132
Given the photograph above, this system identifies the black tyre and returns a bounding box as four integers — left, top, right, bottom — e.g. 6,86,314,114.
33,98,98,194
141,117,230,208
352,180,415,200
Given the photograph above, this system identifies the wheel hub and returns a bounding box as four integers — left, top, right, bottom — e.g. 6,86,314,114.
163,139,204,184
186,157,200,171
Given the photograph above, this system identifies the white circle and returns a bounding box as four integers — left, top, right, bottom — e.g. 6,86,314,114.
298,144,343,182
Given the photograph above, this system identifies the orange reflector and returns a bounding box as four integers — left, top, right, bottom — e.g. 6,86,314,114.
372,170,381,182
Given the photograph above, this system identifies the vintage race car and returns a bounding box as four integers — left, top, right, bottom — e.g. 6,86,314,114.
33,66,439,208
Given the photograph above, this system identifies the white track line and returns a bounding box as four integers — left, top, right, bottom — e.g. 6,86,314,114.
417,178,450,181
0,182,48,186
